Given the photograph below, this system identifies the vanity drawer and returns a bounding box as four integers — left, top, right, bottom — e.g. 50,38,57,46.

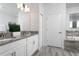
74,41,79,48
0,38,26,54
64,41,76,48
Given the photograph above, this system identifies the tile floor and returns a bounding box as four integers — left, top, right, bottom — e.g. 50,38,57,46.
35,46,79,56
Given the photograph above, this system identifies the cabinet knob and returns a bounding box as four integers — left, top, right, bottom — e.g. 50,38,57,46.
13,51,16,56
59,32,62,34
11,52,16,56
33,41,35,44
11,52,14,56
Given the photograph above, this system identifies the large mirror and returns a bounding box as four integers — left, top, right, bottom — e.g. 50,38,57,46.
0,3,39,32
69,13,79,28
0,3,19,32
66,3,79,29
0,3,32,32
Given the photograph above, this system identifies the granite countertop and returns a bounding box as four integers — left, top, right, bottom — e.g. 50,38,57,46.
65,36,79,42
65,39,79,42
0,31,38,46
65,38,79,42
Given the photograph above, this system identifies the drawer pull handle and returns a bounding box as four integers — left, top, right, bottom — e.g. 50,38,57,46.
14,52,16,56
33,41,35,44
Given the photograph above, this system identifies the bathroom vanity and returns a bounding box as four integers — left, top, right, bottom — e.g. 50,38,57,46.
65,39,79,50
64,30,79,50
0,32,38,56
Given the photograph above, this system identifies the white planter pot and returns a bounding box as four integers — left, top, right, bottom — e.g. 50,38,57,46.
13,32,21,37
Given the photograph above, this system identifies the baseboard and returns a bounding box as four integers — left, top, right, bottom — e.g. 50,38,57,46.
47,45,64,49
32,49,39,56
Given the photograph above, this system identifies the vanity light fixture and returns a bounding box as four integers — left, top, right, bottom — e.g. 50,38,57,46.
17,3,30,12
25,7,30,12
20,7,24,11
17,3,21,8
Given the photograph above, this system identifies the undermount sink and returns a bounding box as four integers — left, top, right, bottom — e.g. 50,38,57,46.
66,36,79,41
73,36,79,41
23,32,31,36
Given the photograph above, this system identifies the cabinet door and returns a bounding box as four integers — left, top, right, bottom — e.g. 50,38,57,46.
0,38,26,56
0,46,26,56
32,35,38,52
27,35,38,56
0,51,13,56
14,46,26,56
27,37,33,56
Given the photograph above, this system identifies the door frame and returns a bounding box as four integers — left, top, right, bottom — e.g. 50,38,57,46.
39,13,43,50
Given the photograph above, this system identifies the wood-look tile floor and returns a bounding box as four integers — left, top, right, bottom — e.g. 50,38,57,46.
35,46,79,56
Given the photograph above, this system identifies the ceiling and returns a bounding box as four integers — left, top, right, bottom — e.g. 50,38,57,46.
66,3,79,8
0,3,18,17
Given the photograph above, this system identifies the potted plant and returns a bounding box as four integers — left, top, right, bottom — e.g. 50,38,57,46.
8,22,21,37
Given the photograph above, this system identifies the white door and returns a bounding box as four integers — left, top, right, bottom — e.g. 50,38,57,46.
47,14,65,48
39,14,43,49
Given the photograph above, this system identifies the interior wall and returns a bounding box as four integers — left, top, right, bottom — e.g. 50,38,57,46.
18,3,39,31
30,3,39,31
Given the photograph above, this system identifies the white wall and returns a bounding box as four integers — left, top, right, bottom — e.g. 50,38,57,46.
18,4,39,31
30,3,39,31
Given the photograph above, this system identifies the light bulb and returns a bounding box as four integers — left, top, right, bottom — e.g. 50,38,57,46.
25,8,30,12
20,3,23,8
20,7,24,11
25,5,27,9
27,8,30,12
25,8,28,12
17,3,20,8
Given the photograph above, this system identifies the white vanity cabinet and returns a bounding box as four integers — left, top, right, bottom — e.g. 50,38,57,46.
1,46,26,56
0,50,14,56
27,34,38,56
14,45,26,56
0,38,26,56
0,34,38,56
32,35,38,52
